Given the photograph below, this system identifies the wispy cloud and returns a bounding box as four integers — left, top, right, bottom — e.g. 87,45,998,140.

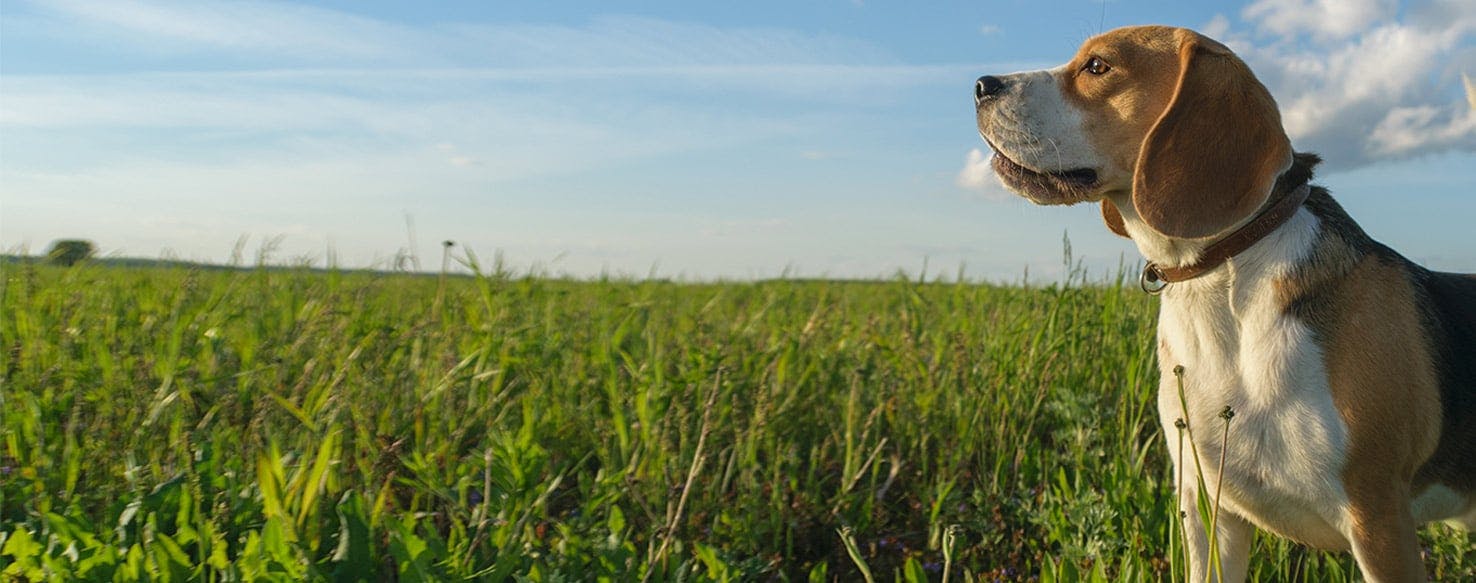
2,2,1025,188
23,0,896,69
25,0,411,61
698,218,790,238
3,0,1035,275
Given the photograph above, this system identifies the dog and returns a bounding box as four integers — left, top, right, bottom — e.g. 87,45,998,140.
973,25,1475,581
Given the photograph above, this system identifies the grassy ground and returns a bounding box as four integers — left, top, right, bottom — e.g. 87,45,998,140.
2,258,1472,581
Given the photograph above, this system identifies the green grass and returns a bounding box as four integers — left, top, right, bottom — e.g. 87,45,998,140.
2,258,1472,581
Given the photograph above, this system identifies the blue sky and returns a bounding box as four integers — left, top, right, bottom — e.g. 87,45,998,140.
2,0,1473,280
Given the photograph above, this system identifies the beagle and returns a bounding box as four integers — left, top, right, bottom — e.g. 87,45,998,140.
973,25,1475,581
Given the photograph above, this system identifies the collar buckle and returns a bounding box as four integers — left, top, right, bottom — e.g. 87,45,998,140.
1140,262,1168,295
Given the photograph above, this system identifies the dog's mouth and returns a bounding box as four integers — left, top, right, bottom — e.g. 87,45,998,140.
987,142,1100,205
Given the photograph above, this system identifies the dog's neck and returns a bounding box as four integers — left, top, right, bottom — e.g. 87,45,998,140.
1111,201,1210,269
1111,155,1320,278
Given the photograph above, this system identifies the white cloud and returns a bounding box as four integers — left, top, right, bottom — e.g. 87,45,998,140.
1243,0,1398,41
979,24,1002,36
955,148,1014,201
956,148,992,189
1202,14,1232,39
1223,0,1476,167
1369,103,1476,155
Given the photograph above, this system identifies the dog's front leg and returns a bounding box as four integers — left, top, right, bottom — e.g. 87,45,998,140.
1177,477,1254,582
1344,491,1426,582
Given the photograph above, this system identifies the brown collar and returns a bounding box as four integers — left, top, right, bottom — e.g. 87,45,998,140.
1140,183,1312,293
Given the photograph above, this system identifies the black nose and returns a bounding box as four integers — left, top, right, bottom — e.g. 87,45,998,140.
975,75,1005,104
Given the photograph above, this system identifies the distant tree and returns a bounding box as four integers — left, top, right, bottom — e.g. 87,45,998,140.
46,239,96,266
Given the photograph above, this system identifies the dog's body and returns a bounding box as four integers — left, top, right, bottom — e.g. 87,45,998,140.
974,25,1475,581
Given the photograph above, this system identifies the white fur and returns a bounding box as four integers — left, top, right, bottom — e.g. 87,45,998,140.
1417,484,1472,527
1144,208,1357,581
978,66,1106,174
1456,504,1476,530
1112,191,1210,269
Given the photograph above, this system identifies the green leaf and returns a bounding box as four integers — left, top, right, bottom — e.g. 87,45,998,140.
807,561,828,583
1,527,40,561
387,516,433,583
901,557,926,583
207,529,231,572
330,491,374,583
693,542,728,580
150,532,194,582
238,531,266,580
116,500,143,544
122,544,146,581
606,505,625,542
258,451,286,521
1,527,43,580
298,430,341,534
261,517,296,564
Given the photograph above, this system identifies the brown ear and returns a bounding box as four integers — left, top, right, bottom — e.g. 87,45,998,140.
1132,32,1292,239
1100,200,1129,238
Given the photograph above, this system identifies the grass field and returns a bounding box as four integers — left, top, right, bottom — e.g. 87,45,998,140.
3,257,1473,581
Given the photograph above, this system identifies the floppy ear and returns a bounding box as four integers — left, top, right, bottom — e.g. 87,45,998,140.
1132,32,1292,240
1099,200,1129,238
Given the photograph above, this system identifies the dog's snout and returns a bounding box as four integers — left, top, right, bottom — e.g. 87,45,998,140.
975,76,1005,104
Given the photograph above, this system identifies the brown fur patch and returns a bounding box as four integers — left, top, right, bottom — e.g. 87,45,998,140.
1061,26,1183,195
1279,208,1438,465
1275,152,1470,578
1099,199,1129,238
1060,26,1292,239
1318,258,1441,485
1130,33,1291,239
1283,240,1439,580
1274,157,1470,577
1278,163,1474,502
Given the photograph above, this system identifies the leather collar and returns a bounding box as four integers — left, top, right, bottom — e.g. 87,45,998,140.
1141,182,1311,293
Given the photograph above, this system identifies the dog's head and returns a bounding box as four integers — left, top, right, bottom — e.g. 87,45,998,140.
974,25,1292,240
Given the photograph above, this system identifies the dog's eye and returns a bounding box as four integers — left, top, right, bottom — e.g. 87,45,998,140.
1083,56,1111,75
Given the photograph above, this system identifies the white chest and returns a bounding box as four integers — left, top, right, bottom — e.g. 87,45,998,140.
1150,212,1355,548
1155,285,1351,547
